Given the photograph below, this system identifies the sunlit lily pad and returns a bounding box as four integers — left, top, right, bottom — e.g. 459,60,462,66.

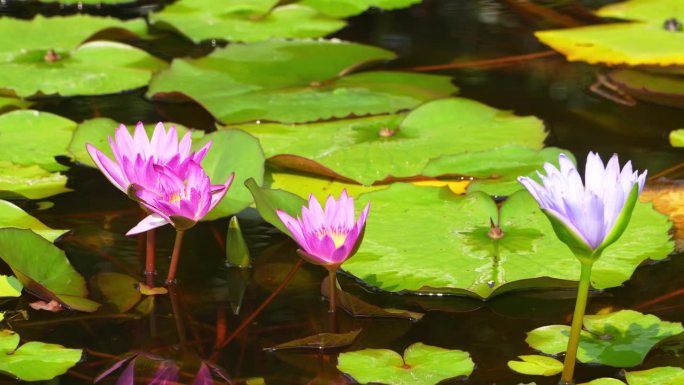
337,342,474,385
0,162,71,200
597,0,684,24
0,15,146,62
507,355,563,376
266,171,388,201
0,110,76,172
150,0,345,43
301,0,422,17
0,228,100,312
669,129,684,147
526,310,684,367
238,98,544,184
604,70,684,108
340,184,673,298
0,329,82,381
0,41,166,98
625,366,684,385
0,275,22,298
579,379,626,385
148,39,455,124
0,200,68,242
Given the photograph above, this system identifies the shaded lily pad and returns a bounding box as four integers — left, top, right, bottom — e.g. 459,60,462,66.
526,310,684,367
90,272,141,313
604,70,684,108
0,275,22,298
670,129,684,147
337,342,474,385
340,184,673,298
0,200,68,242
0,41,166,98
0,329,82,381
148,39,455,124
245,178,306,237
0,110,76,172
597,0,684,24
0,162,71,200
0,15,146,62
423,146,571,196
0,97,32,114
227,216,251,267
238,98,544,185
507,355,563,376
625,366,684,385
0,228,100,312
194,129,265,220
301,0,422,17
265,329,361,352
150,0,345,44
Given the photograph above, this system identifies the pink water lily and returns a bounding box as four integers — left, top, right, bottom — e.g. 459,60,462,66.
86,122,210,194
277,190,370,267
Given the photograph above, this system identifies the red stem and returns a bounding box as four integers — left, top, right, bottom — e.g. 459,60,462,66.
145,229,156,286
166,231,185,285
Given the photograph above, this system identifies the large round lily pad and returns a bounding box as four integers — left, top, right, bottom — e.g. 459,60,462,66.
526,310,683,367
301,0,422,17
150,0,345,43
0,162,70,200
0,200,68,242
147,39,456,124
237,98,544,185
0,41,166,98
340,184,673,298
337,342,474,385
0,329,82,381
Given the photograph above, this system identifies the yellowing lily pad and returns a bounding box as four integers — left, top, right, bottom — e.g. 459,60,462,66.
507,355,563,376
0,200,68,242
597,0,684,24
625,366,684,385
301,0,421,17
669,129,684,147
526,310,684,367
0,162,71,200
337,343,474,385
0,275,22,298
579,379,626,385
148,39,456,124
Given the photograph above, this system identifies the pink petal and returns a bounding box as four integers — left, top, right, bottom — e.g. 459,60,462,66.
87,144,128,192
192,141,212,163
132,122,150,156
126,214,170,236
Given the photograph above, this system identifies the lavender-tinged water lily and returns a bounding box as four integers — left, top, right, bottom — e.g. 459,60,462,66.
277,190,370,313
128,160,233,284
518,152,647,385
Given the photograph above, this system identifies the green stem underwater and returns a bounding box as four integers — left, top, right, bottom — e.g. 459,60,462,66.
560,261,593,385
328,268,337,313
166,231,185,285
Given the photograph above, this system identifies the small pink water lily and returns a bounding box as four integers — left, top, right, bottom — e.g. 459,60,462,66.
276,190,370,267
87,122,211,195
518,152,647,260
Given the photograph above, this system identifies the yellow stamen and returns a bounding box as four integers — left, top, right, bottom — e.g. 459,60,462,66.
318,229,347,248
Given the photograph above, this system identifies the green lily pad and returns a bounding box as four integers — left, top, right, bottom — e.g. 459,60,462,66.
669,129,684,147
597,0,684,24
301,0,422,17
0,41,166,98
337,342,474,385
150,0,345,44
245,178,306,237
0,97,32,114
0,162,71,200
507,355,563,376
238,98,544,185
340,184,673,298
625,366,684,385
266,171,388,201
0,275,22,298
0,329,82,381
0,110,76,172
579,379,626,385
148,39,455,124
0,15,146,62
0,200,68,242
604,70,684,108
0,228,100,312
89,272,141,313
67,118,201,168
193,129,265,220
526,310,684,367
423,146,571,196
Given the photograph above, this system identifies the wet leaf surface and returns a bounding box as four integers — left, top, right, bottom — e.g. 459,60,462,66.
0,161,70,200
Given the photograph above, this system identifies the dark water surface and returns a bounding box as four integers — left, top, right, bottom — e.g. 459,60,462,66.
3,1,684,384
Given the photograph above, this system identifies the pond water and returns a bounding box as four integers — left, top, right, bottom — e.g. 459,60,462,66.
2,0,684,384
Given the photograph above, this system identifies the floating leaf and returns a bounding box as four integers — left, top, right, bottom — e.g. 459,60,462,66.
239,98,544,185
227,216,251,267
579,379,626,385
423,146,571,196
301,0,421,17
604,70,684,108
148,39,455,124
337,342,474,385
0,110,76,172
193,129,265,220
507,355,563,376
597,0,684,24
0,275,22,298
245,178,307,237
150,0,345,43
0,41,166,98
267,171,388,201
341,184,673,298
0,162,70,200
0,200,68,242
265,329,361,352
0,329,82,381
670,129,684,147
138,283,168,296
0,96,31,114
0,228,100,312
625,366,684,385
639,178,684,251
526,310,684,367
90,272,141,313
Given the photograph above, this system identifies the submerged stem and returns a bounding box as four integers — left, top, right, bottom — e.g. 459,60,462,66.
328,269,337,313
560,261,593,385
145,229,156,286
166,231,185,285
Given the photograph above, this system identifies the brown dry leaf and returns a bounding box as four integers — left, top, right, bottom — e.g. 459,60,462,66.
29,300,63,312
640,179,684,251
